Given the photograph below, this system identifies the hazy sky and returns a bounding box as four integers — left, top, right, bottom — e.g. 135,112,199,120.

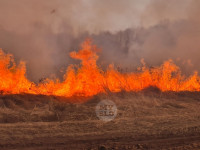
0,0,150,34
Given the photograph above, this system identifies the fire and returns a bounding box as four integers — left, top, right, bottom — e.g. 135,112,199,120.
0,39,200,97
0,49,34,94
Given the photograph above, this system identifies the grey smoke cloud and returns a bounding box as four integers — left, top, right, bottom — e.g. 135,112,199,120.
0,0,199,81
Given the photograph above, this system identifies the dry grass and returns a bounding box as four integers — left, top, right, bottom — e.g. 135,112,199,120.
0,89,200,149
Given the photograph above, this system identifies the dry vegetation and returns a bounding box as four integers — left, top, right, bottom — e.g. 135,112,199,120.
0,88,200,149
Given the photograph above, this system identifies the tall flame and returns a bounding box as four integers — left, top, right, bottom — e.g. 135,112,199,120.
0,39,200,98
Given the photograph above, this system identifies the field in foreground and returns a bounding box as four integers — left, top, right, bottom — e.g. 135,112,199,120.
0,88,200,150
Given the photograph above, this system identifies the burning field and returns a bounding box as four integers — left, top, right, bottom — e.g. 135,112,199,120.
0,39,200,149
1,39,200,97
1,0,200,149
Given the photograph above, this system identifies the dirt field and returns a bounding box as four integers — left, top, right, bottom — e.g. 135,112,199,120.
1,88,200,149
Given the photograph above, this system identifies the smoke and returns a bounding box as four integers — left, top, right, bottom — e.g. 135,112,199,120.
0,0,199,81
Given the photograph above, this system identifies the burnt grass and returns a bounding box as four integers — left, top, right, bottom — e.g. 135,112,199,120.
0,87,200,149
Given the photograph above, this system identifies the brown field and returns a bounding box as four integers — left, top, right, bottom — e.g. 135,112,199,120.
1,88,200,150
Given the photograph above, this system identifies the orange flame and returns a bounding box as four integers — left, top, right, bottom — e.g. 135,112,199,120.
0,39,200,98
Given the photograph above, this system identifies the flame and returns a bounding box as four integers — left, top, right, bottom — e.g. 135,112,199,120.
0,39,200,98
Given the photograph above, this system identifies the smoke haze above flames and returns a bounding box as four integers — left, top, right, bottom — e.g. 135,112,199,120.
0,0,199,81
